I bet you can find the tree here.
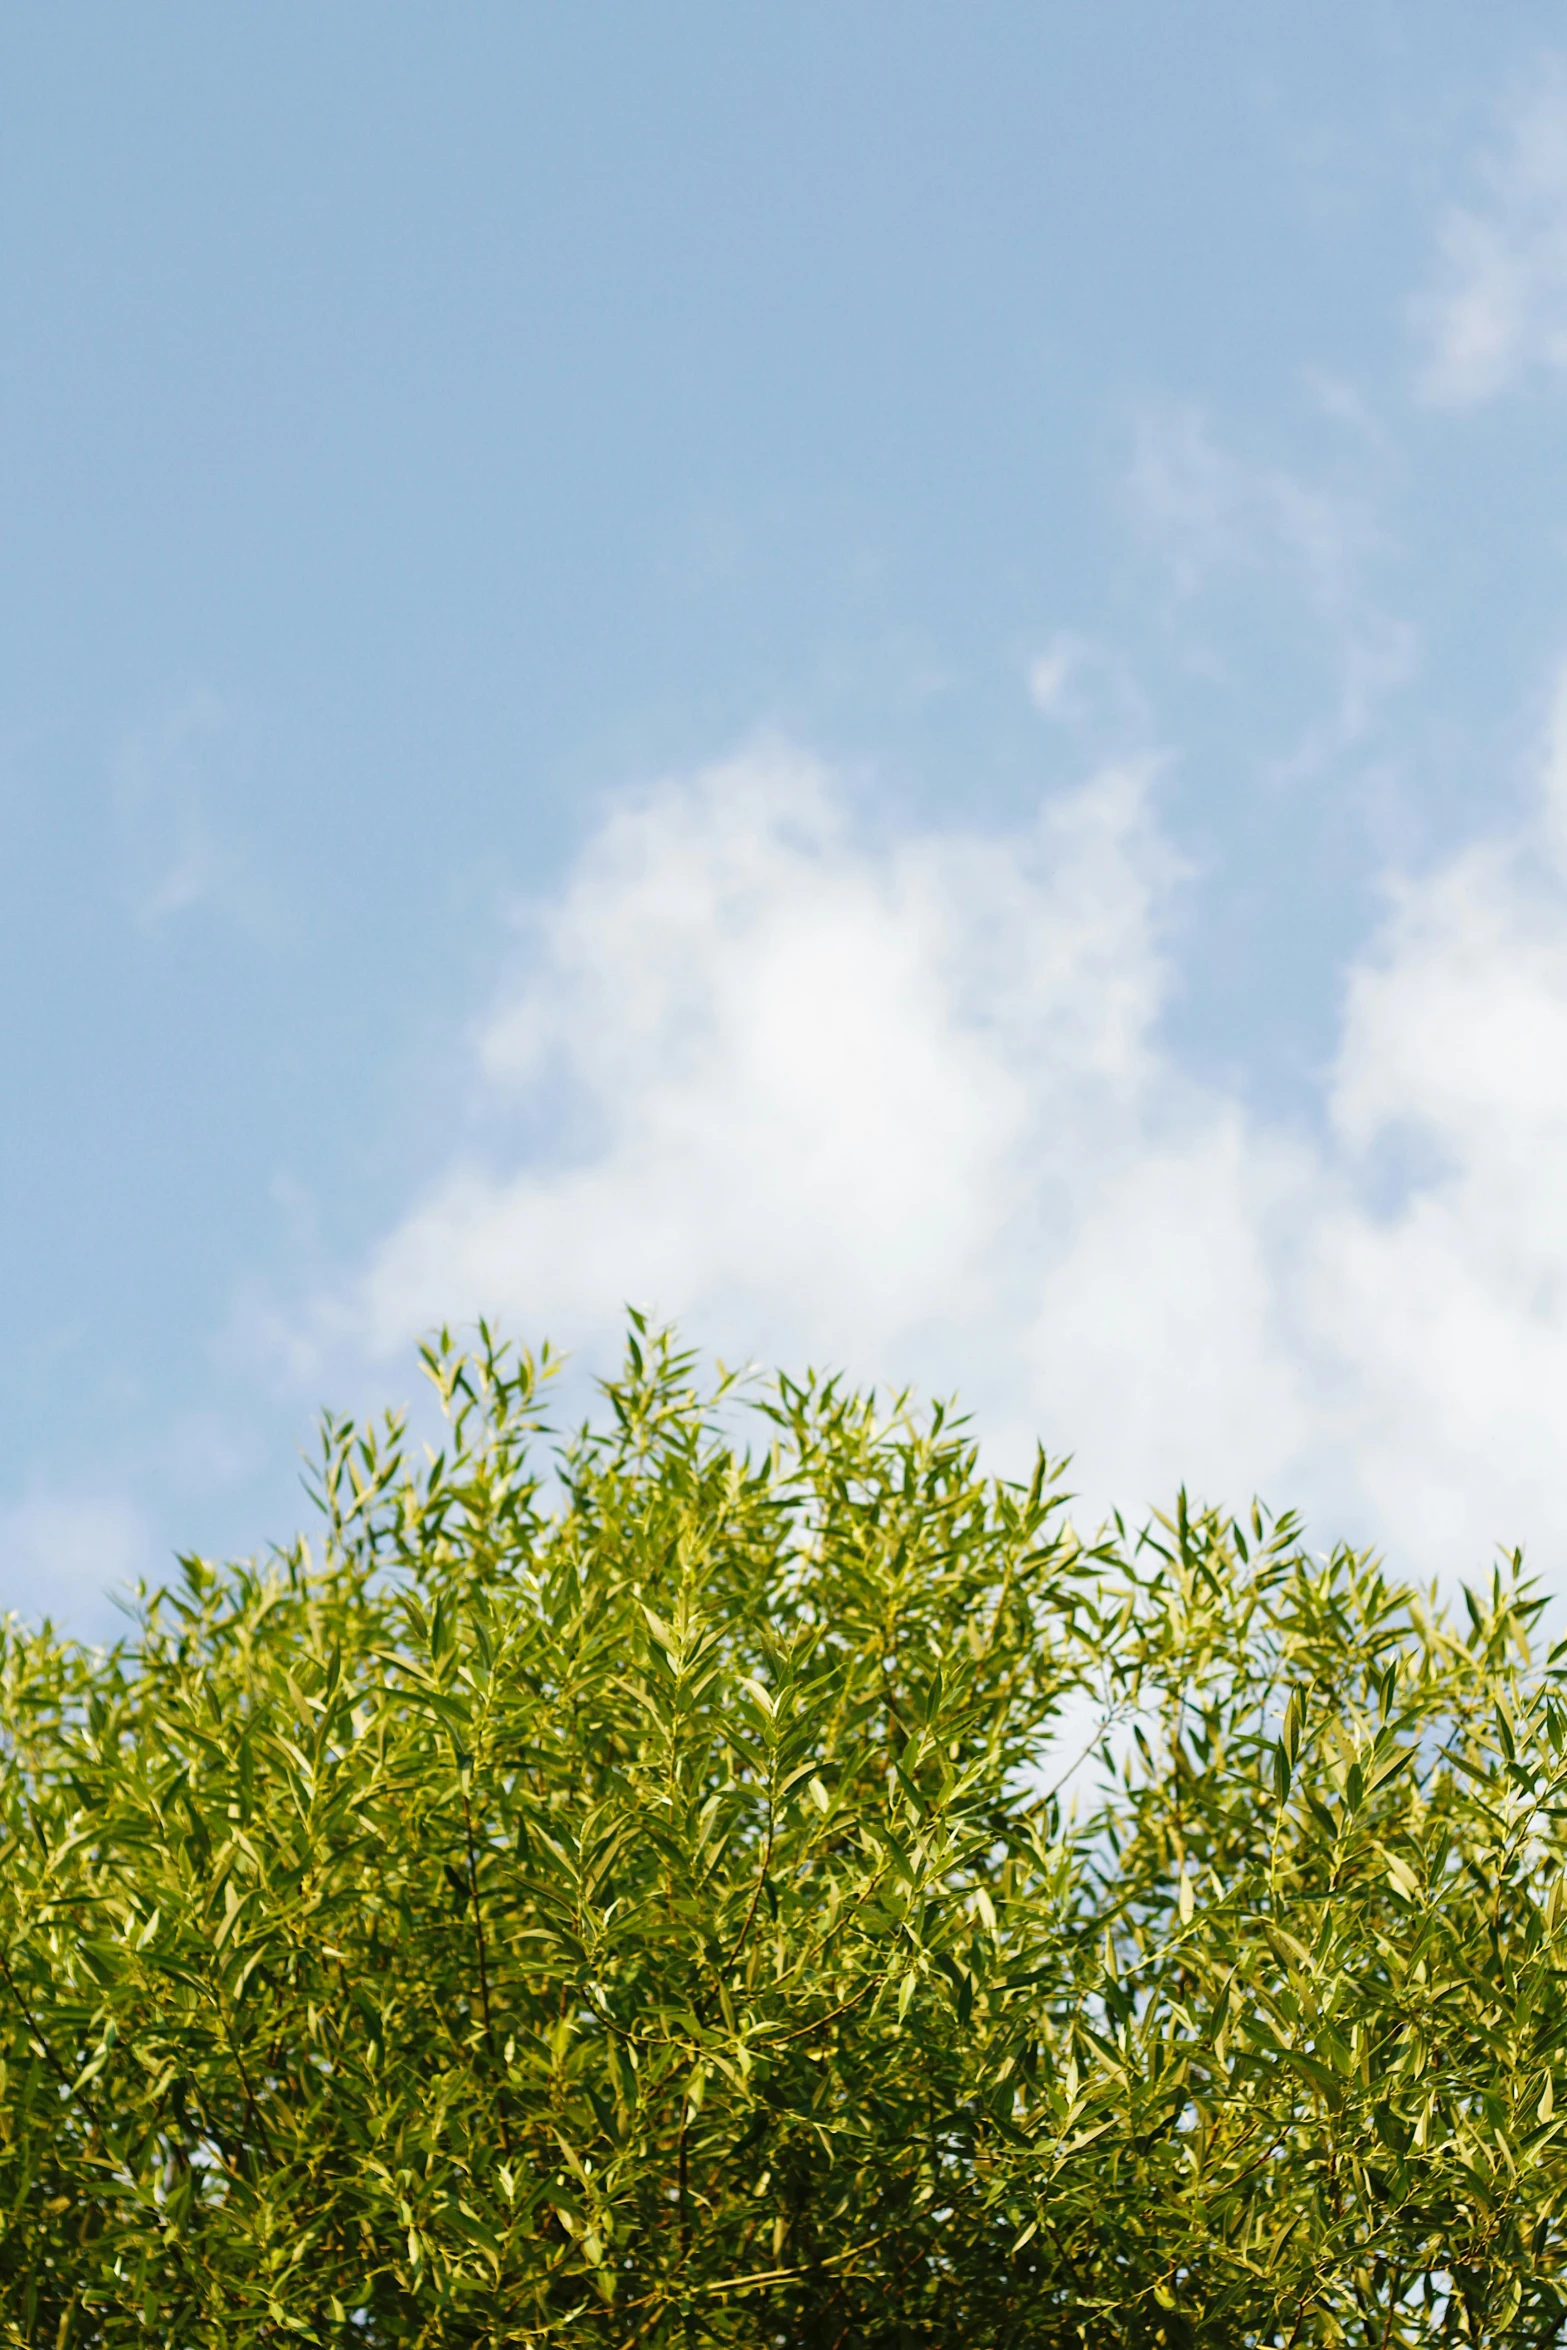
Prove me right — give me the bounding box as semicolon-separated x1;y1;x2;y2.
3;1321;1567;2345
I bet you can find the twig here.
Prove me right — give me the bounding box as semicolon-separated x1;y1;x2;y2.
461;1771;513;2159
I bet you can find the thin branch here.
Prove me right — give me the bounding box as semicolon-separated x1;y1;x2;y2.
461;1771;513;2159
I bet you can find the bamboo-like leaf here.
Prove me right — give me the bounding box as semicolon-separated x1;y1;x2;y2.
1;1319;1564;2344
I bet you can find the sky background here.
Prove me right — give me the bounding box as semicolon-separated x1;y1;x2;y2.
8;4;1567;1631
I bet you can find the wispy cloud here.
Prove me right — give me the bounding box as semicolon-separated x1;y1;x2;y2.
1415;59;1567;408
288;690;1567;1578
1027;633;1149;747
1127;404;1371;606
1125;404;1417;775
110;687;252;928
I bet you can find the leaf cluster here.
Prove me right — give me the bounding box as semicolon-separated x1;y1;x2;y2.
3;1322;1567;2346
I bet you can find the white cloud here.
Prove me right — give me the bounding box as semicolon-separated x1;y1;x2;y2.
350;745;1181;1373
0;1493;153;1639
1300;677;1567;1561
307;699;1567;1580
1416;62;1567;407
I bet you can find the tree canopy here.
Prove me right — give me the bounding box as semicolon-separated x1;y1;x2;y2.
3;1322;1567;2346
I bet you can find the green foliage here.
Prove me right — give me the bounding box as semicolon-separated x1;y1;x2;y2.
3;1321;1567;2345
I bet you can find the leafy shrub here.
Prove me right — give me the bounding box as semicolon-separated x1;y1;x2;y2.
3;1322;1567;2345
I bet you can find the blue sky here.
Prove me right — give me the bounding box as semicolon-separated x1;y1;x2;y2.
8;5;1567;1628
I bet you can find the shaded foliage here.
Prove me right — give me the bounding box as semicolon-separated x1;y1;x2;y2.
3;1322;1567;2344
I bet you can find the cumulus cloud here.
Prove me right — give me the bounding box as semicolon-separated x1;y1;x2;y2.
350;744;1181;1372
1416;62;1567;407
307;695;1567;1579
1303;682;1567;1561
